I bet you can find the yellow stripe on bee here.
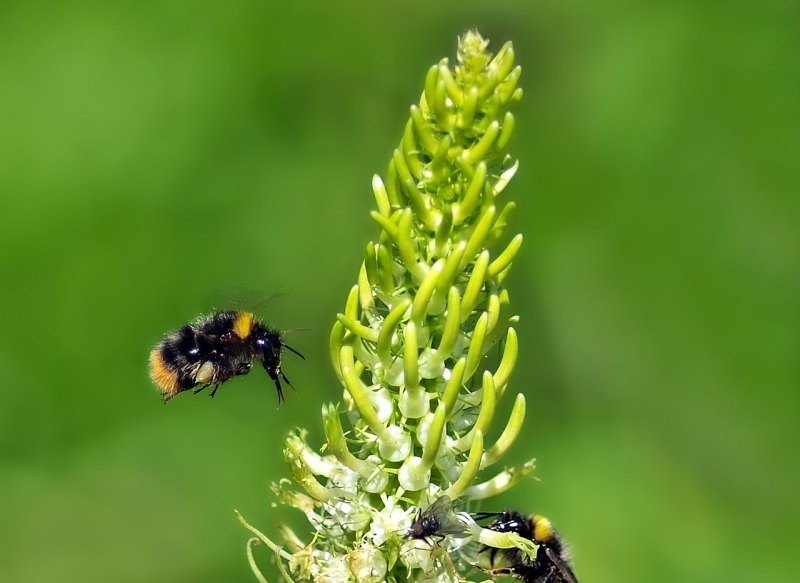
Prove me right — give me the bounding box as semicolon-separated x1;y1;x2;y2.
233;311;255;339
149;348;180;397
532;515;555;543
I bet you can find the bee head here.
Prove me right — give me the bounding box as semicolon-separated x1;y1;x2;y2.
252;325;304;404
253;327;282;372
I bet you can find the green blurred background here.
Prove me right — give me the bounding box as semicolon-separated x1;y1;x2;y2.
1;1;797;581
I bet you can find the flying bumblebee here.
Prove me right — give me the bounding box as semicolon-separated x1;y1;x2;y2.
474;510;578;583
406;495;467;543
149;310;303;404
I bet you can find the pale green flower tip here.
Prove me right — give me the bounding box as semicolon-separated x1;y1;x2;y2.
497;66;522;105
462;371;497;442
420;403;447;467
378;424;413;462
490;43;516;85
377;298;412;364
463;458;536;501
341;362;389;440
403;121;424;181
372;174;391;216
343;284;360;319
431;77;453;131
422;64;439;112
322;402;385;485
432;204;454;254
493;326;518;393
358;263;374;312
443;430;484;499
283;440;335;503
488;220;514;259
488;233;523;278
347;546;388;583
329;321;345;379
485;291;501;334
482;393;526;468
392;149;437;231
410;104;437;154
437;241;466;294
398;456;431;491
460;251;490;319
441;357;466;416
453;161;487;225
403;321;420;390
396;211;427;281
410;258;444;321
438;62;463;106
369;210;399;241
463;312;489;380
458;85;480;129
287;431;354;485
496;111;516;152
336;313;379;343
461;120;500;165
461;206;496;268
441;286;462;337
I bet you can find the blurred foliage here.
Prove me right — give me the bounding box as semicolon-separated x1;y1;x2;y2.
0;1;797;582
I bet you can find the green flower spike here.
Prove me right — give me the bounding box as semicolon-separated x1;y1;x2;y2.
239;30;535;582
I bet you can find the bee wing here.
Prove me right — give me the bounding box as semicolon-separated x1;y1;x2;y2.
542;546;579;583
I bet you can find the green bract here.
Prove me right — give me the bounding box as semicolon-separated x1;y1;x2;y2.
239;31;534;583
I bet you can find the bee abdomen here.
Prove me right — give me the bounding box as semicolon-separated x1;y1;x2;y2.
149;347;181;399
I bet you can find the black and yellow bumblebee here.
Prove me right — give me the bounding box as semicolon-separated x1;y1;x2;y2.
149;310;303;404
475;510;578;583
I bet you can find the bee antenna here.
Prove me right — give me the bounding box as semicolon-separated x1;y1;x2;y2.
272;376;285;405
472;511;504;521
281;343;306;360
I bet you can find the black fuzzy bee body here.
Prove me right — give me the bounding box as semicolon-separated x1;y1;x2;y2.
149;310;302;403
475;510;578;583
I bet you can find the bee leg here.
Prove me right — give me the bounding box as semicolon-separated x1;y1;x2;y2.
280;371;297;393
193;384;208;394
481;567;514;579
272;376;285;405
209;384;220;398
